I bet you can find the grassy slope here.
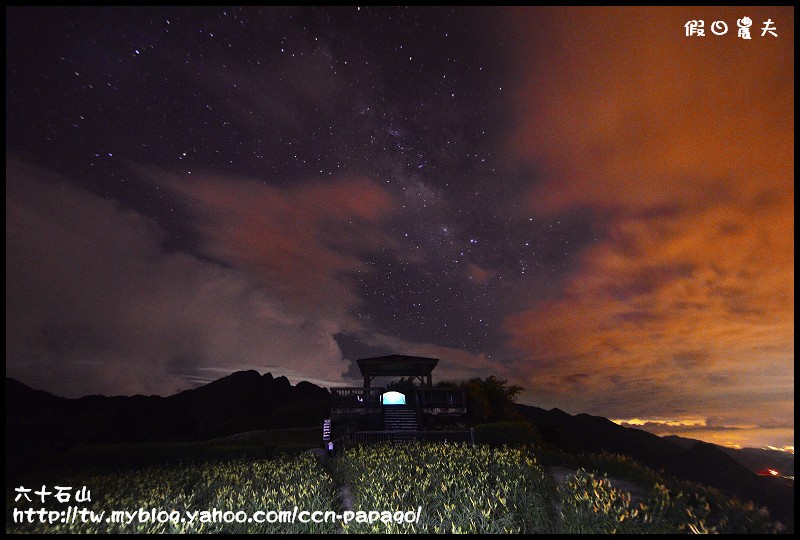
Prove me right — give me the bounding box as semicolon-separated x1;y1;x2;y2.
5;441;791;534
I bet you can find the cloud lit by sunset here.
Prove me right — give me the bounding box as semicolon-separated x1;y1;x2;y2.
499;6;793;449
6;6;793;449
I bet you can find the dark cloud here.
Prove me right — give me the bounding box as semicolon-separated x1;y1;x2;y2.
5;6;793;449
6;158;351;396
672;350;710;369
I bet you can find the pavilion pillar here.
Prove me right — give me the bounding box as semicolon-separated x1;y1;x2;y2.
426;373;432;387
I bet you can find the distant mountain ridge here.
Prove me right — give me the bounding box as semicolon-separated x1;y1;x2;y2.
6;371;330;478
5;372;793;525
663;434;794;476
516;404;793;525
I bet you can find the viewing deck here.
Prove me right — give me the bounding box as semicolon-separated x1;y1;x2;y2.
331;386;467;416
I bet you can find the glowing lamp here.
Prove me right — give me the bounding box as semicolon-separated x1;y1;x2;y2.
381;391;406;405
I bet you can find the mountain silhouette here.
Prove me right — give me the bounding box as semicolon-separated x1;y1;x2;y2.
5;373;793;525
517;404;793;525
663;434;794;477
5;371;330;477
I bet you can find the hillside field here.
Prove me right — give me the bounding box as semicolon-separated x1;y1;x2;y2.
6;442;786;534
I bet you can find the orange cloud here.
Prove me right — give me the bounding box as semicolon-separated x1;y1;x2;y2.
504;6;793;215
498;7;793;445
466;261;493;284
158;172;398;323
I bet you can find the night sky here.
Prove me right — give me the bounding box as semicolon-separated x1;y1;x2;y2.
6;7;793;450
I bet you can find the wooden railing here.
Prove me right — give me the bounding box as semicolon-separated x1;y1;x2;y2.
331;387;467;415
418;387;467;409
330;387;384;413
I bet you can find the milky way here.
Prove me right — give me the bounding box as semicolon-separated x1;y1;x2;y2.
6;6;793;449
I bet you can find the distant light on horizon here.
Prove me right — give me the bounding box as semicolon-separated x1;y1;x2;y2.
612;419;793;451
5;5;793;453
766;445;794;454
611;417;707;428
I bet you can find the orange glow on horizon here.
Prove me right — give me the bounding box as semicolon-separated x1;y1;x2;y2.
502;6;793;453
766;446;794;455
612;417;707;428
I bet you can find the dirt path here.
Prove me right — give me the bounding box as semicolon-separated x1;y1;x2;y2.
546;466;650;507
308;449;354;533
